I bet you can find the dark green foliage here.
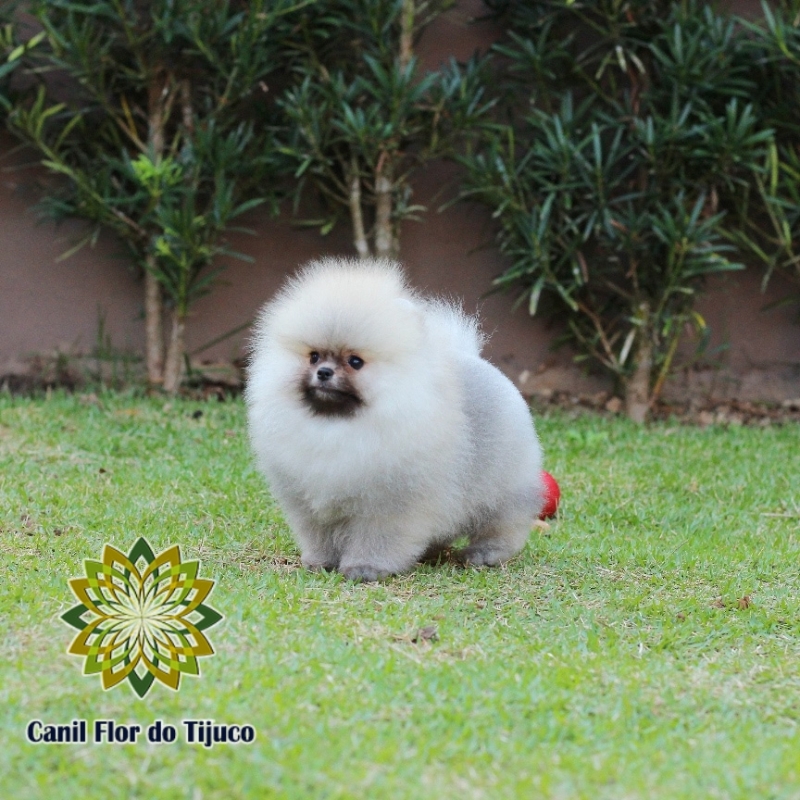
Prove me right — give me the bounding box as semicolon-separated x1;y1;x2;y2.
462;1;773;419
0;2;44;118
732;1;800;295
8;0;303;390
15;0;295;292
4;0;797;403
277;0;494;257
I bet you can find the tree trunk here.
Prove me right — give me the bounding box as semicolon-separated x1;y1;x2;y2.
374;155;396;259
144;68;169;387
348;154;370;259
162;310;186;395
144;265;164;388
147;69;168;156
159;76;197;388
399;0;415;70
625;308;653;423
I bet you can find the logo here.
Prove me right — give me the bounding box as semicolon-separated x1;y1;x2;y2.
61;537;223;698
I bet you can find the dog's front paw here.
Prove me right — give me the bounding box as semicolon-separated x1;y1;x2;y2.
339;563;392;582
301;556;339;572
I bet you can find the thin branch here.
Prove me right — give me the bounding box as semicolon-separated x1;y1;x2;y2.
348;152;371;259
400;0;415;70
576;300;619;369
374;150;395;258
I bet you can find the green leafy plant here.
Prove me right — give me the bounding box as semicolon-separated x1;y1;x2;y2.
9;0;302;393
729;1;800;303
0;3;45;117
279;0;494;259
463;1;772;421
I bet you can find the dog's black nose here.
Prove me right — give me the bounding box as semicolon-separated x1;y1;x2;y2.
316;367;334;381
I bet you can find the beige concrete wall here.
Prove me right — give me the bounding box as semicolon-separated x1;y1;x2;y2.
1;0;798;402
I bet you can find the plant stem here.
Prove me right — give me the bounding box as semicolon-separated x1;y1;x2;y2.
147;68;168;157
158;75;196;396
625;303;653;423
144;264;164;387
400;0;415;71
374;152;396;258
162;310;186;395
649;329;681;410
144;66;169;387
349;153;370;259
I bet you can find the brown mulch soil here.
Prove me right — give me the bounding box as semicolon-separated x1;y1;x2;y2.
2;369;800;425
529;389;800;426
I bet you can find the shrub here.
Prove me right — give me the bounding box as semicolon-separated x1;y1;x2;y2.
462;1;772;421
732;1;800;302
278;0;494;259
9;0;299;392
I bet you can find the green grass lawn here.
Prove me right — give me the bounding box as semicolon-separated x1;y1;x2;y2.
1;391;799;799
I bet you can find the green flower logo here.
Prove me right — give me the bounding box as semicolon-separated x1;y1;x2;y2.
61;537;223;698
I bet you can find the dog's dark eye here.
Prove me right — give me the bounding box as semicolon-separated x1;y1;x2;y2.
348;355;364;370
309;352;320;365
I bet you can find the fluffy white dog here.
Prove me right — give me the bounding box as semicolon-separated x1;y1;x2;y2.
246;257;545;581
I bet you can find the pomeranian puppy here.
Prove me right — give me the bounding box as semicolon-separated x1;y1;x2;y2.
246;257;545;581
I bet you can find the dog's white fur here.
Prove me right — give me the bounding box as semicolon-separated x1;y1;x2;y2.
246;257;545;581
